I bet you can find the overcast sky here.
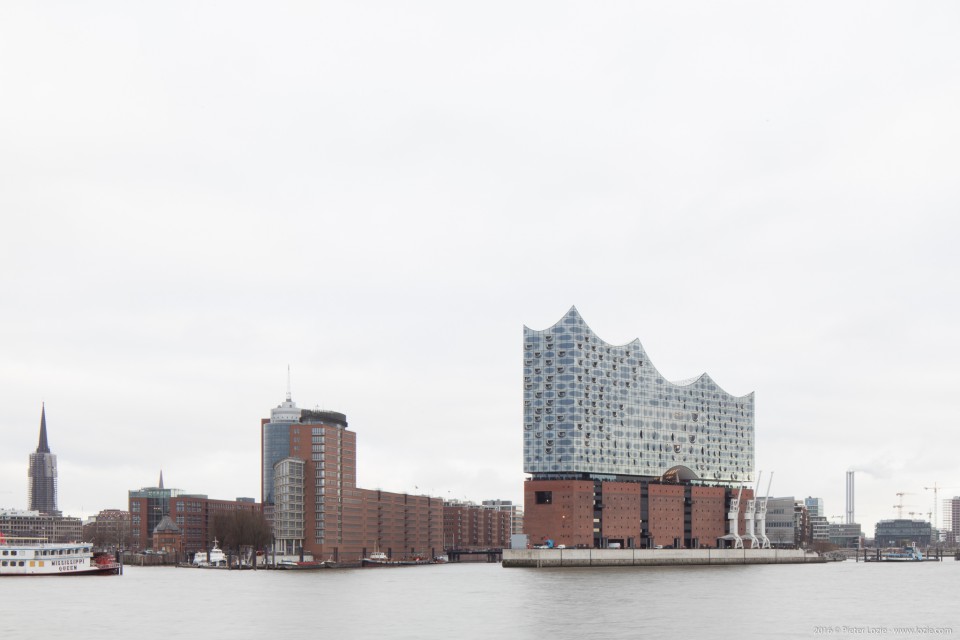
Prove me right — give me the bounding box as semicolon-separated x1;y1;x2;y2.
2;2;958;536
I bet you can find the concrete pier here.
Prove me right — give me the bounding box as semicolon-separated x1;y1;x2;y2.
502;548;825;568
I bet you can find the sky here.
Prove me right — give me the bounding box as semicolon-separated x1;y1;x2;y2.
1;2;959;536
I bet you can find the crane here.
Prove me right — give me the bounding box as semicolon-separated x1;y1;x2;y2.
893;492;914;519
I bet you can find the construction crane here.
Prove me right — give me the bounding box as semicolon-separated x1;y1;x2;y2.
893;492;914;519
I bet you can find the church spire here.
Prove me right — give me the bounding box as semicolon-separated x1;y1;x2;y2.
36;403;50;454
159;469;164;490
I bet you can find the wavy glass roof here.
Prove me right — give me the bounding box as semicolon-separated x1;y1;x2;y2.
523;306;754;484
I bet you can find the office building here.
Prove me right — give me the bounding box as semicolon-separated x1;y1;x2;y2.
261;391;443;563
128;473;261;553
27;404;59;515
523;308;756;549
828;522;863;548
765;497;802;547
0;508;81;542
874;519;932;547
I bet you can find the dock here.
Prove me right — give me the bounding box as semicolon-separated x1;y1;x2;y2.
502;548;825;568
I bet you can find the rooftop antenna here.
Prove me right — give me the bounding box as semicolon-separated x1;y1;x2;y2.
286;365;292;402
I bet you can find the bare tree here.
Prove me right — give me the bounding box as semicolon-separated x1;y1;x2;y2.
210;510;272;566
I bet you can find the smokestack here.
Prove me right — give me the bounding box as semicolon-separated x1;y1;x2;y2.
846;471;855;524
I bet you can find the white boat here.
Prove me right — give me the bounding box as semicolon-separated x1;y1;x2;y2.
0;535;120;576
882;546;924;562
194;539;227;568
209;540;227;567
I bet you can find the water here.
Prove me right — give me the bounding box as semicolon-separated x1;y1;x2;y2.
2;561;957;639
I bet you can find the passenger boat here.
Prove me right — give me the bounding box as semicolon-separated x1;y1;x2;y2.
0;535;120;576
882;546;924;562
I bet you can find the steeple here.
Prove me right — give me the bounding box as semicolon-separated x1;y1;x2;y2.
159;469;164;490
36;403;51;454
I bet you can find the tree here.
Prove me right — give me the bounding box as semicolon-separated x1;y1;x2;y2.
210;510;272;566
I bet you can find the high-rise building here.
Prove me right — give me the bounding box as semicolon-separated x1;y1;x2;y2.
522;308;757;549
261;389;443;563
28;404;59;515
524;307;755;482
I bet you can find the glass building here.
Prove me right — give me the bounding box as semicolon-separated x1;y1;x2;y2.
261;393;300;505
523;307;755;483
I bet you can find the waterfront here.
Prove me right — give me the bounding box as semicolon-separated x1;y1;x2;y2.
2;561;957;639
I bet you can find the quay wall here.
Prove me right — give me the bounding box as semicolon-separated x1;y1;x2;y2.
502;548;825;568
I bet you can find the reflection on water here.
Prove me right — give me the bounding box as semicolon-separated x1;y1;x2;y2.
1;560;957;640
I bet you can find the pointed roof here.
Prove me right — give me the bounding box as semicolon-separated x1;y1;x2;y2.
36;403;51;454
159;470;164;490
153;514;180;534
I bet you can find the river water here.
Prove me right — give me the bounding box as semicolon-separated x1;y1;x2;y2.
2;560;957;639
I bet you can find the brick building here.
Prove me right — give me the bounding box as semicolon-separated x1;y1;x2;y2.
523;479;750;549
262;389;443;563
443;501;513;550
128;475;261;553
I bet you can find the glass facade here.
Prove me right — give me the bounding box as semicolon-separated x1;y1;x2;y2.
523;307;755;483
262;422;292;505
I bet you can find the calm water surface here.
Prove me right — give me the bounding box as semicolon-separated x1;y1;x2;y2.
2;560;957;639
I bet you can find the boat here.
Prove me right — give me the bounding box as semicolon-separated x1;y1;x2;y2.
362;550;433;567
882;546;924;562
193;539;228;568
0;535;120;576
276;559;336;570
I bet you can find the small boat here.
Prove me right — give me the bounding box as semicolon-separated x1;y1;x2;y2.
193;539;227;568
0;535;120;576
362;551;432;567
276;559;336;570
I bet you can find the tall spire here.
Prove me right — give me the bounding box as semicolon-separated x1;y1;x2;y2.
286;364;292;402
36;403;50;454
159;469;164;490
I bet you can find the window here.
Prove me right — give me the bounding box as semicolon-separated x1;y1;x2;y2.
535;491;552;505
